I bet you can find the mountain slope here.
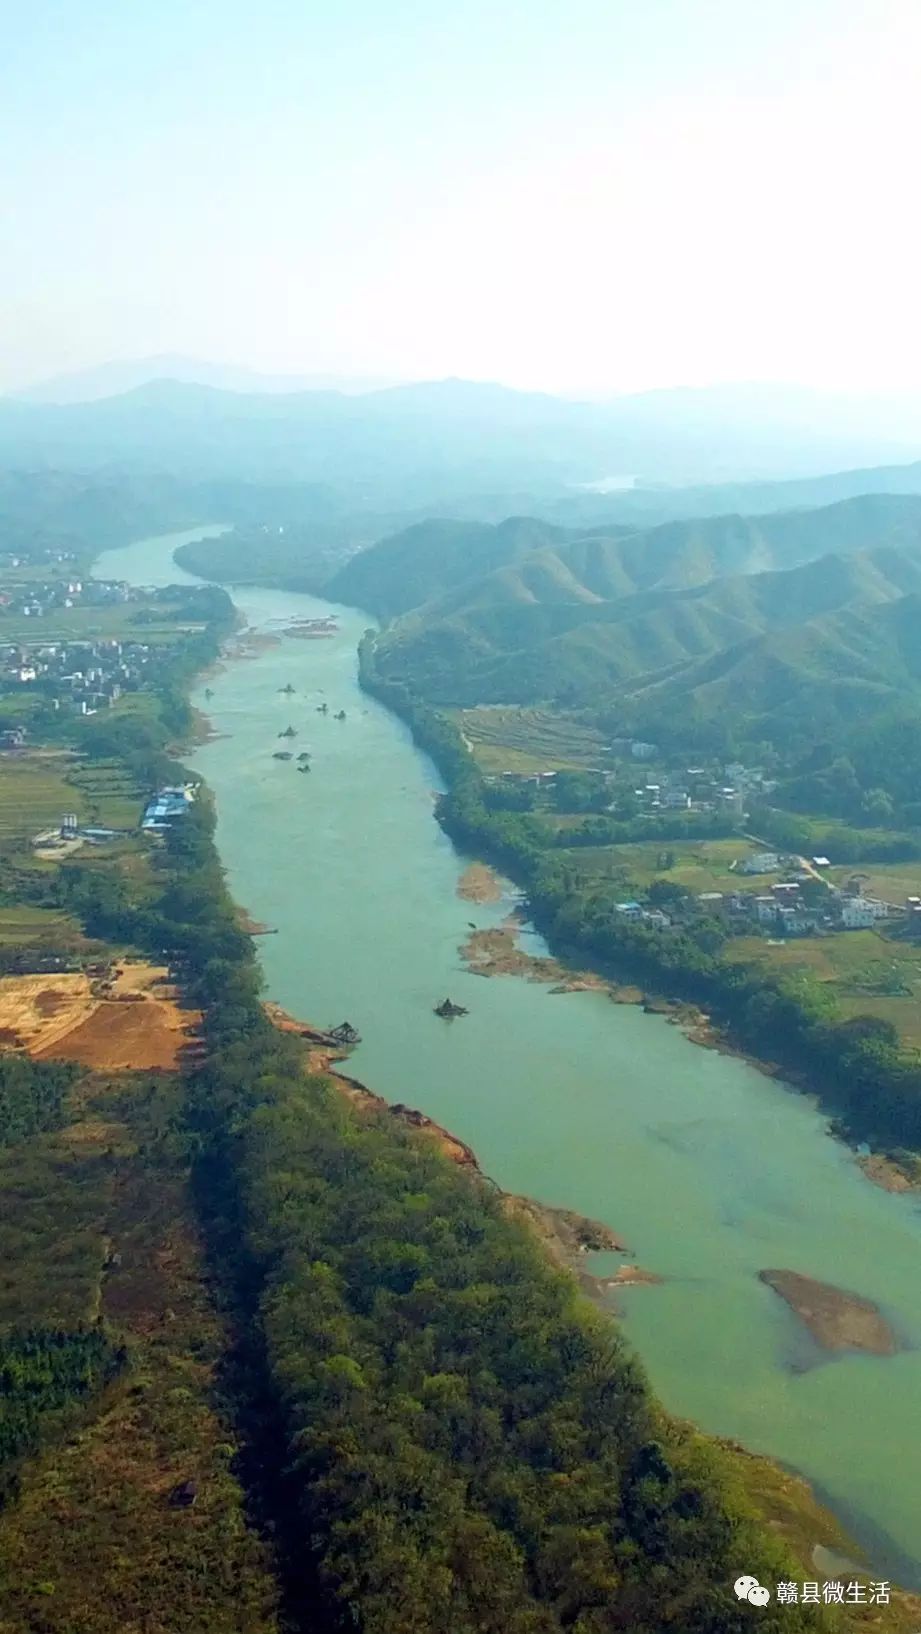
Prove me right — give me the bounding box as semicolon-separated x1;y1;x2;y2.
368;511;921;726
623;593;921;748
328;516;593;619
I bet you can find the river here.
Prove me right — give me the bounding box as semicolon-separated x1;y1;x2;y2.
99;527;921;1586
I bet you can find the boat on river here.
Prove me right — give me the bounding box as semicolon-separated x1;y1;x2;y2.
434;997;468;1018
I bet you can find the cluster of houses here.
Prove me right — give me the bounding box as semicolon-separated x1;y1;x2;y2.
0;636;159;715
632;763;778;818
494;759;779;820
617;863;917;941
0;575;141;621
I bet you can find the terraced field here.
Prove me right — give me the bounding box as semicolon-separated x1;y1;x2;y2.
0;904;87;950
0;752;89;844
0;752;144;845
65;758;144;829
455;705;608;773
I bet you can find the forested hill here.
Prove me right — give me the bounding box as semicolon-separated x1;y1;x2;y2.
358;501;921;762
327;516;604;618
328;492;921;621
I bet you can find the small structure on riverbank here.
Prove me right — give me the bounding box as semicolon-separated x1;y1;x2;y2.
142;783;196;832
434;997;468;1019
328;1020;360;1045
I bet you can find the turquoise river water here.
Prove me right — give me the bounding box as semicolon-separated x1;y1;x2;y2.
99;528;921;1585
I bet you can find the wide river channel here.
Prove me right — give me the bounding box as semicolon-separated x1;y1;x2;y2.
99;527;921;1585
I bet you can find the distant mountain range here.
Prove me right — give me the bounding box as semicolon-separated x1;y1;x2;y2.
10;355;397;403
344;494;921;747
3;375;921;498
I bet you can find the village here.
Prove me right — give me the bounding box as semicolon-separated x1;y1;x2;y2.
0;570;143;621
0;632;157;717
0;572;215;721
483;752;921;944
611;856;921;940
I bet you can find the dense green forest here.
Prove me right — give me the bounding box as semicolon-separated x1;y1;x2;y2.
172;807;831;1631
49;748;823;1631
0;1054;78;1148
0;1328;125;1507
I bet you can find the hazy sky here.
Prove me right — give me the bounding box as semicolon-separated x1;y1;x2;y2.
4;0;921;395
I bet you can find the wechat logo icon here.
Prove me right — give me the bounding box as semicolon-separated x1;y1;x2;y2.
735;1576;772;1606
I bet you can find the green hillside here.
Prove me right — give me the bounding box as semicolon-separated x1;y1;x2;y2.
327;515;588;617
369;521;921;719
626;594;921;747
330;491;921;623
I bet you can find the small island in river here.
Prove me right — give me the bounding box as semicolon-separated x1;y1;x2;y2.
759;1269;898;1356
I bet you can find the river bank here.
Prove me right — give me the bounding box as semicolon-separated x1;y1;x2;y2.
265;999;661;1293
96;529;921;1592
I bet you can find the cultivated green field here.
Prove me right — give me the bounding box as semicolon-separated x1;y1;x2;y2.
0;750;145;847
727;929;921;1050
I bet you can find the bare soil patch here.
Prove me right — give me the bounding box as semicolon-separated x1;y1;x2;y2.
460;923;610;993
760;1268;898;1356
456;862;503;903
858;1152;921;1193
0;963;198;1071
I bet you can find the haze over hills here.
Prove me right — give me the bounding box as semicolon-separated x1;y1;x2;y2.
10;355;398;403
3;376;921;499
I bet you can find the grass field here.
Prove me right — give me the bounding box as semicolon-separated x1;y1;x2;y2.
455;705;608;773
825;863;921;906
727;929;921;1050
0;603;204;643
558;837;763;891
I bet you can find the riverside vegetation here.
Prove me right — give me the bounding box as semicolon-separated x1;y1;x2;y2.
0;515;892;1628
358;641;921;1160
